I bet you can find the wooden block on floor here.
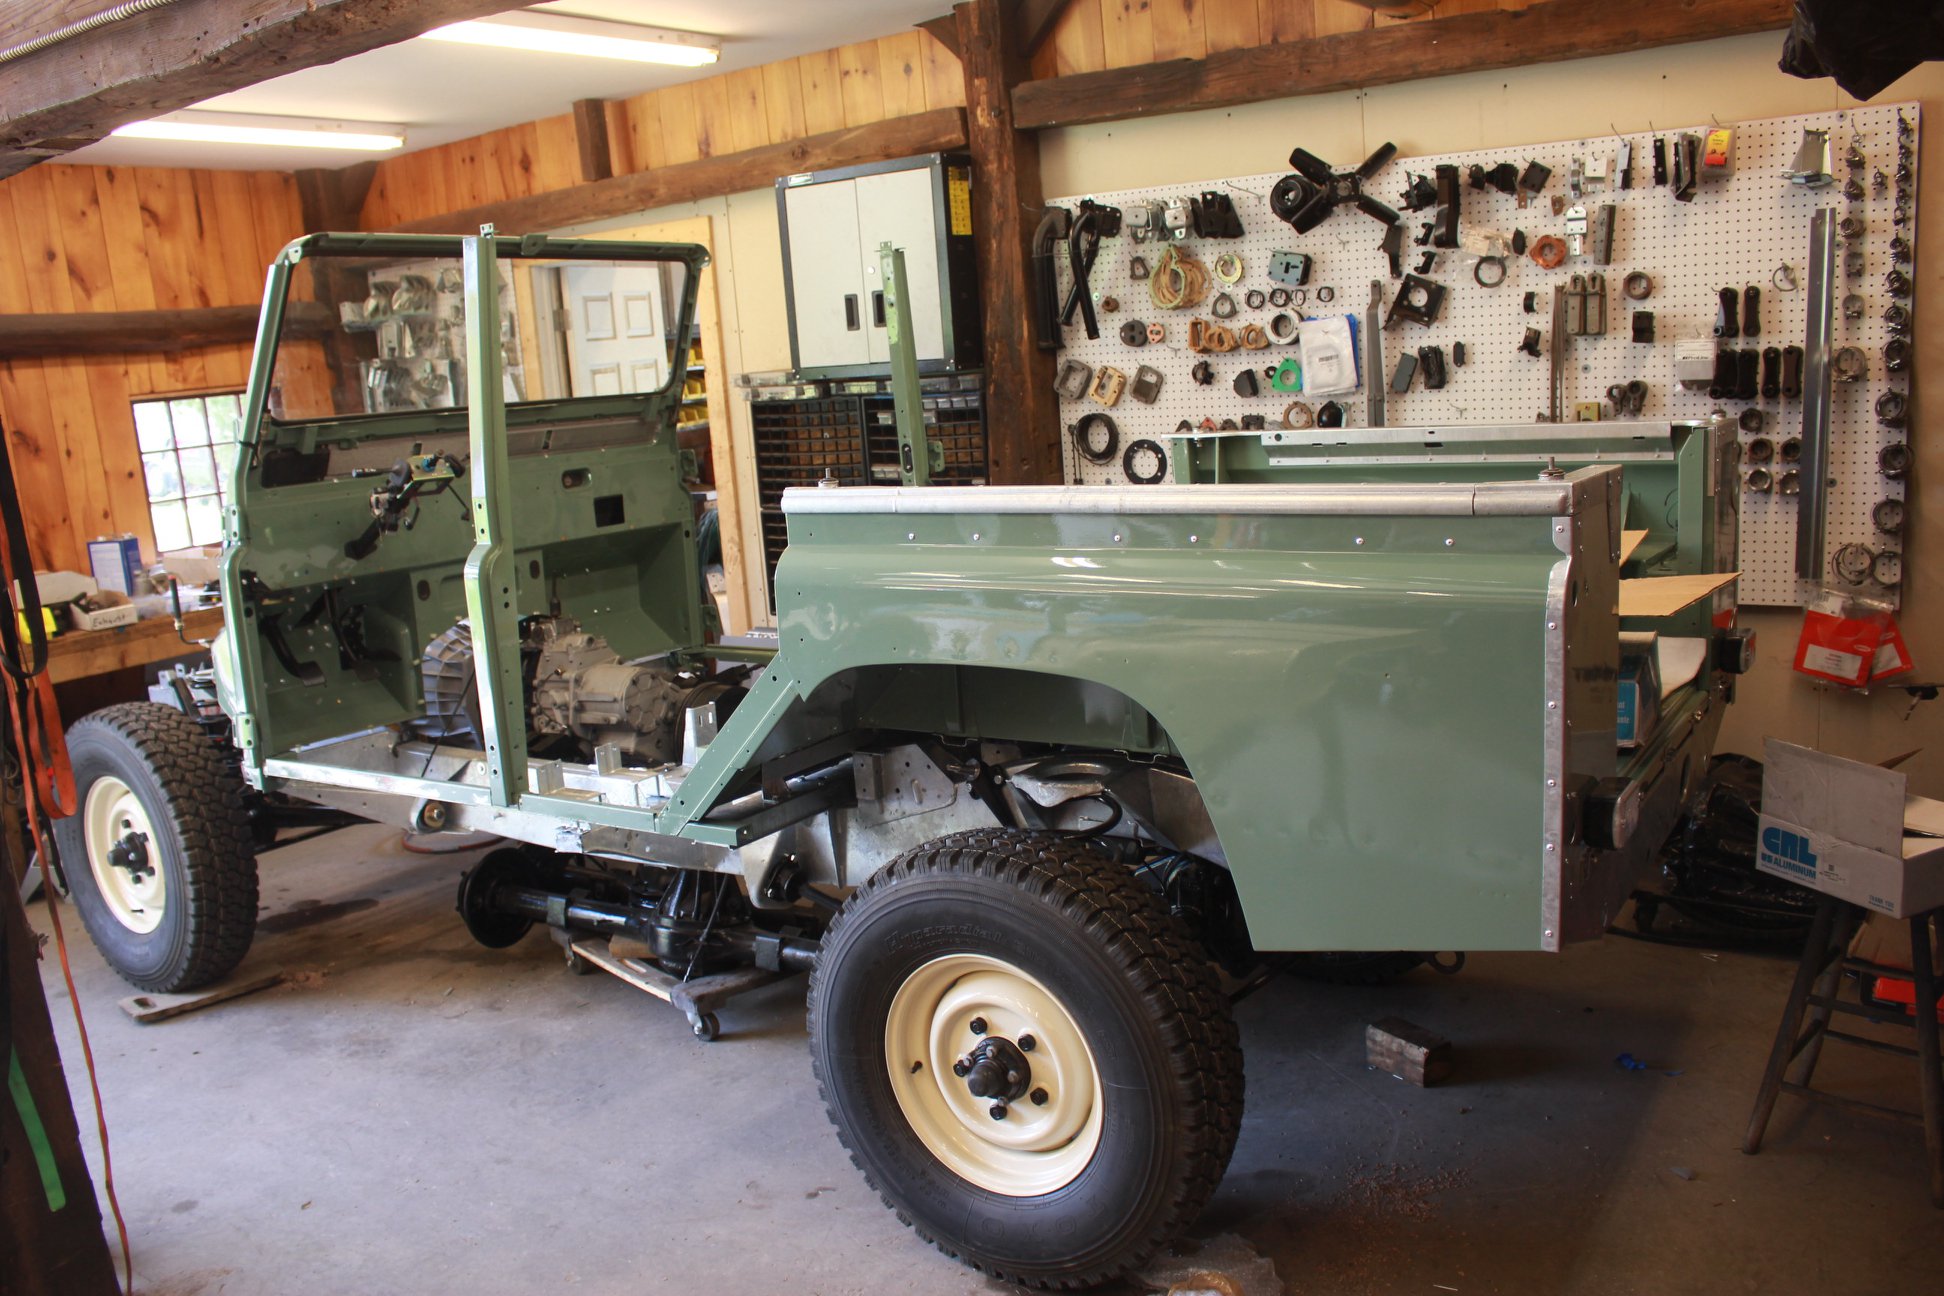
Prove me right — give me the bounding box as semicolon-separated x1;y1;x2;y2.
1366;1015;1453;1086
119;970;284;1024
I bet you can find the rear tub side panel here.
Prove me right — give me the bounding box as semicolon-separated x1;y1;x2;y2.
770;490;1614;953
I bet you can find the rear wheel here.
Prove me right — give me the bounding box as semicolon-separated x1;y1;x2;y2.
808;829;1242;1289
52;703;257;992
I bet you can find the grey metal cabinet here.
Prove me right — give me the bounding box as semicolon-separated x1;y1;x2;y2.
776;153;981;379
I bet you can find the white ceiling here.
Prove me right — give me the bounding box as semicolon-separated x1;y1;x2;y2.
65;1;945;172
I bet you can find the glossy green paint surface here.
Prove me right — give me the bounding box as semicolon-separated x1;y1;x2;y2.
768;504;1570;950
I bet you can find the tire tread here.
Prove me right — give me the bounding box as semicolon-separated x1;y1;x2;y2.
61;702;258;992
807;828;1243;1290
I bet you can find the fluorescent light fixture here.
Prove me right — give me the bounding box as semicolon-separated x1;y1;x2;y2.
421;11;720;67
113;111;405;152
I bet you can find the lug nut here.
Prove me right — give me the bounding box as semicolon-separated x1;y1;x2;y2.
952;1057;971;1078
969;1017;987;1035
989;1104;1008;1120
1018;1034;1035;1052
1031;1088;1049;1106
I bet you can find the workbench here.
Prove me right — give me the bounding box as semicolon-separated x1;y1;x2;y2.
43;607;223;685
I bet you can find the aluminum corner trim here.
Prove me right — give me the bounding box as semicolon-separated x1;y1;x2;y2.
783;480;1583;519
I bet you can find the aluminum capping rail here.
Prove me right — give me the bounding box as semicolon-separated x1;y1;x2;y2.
783;469;1607;519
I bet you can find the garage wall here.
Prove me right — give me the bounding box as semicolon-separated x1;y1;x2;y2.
359;31;964;230
0;163;315;572
1034;31;1944;789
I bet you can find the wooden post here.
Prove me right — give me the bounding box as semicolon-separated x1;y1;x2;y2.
572;98;614;184
954;0;1060;485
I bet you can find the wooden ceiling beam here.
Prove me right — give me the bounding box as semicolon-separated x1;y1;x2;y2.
382;107;968;235
0;302;333;358
0;0;519;177
1011;0;1794;131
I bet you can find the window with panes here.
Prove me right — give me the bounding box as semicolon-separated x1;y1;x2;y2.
134;393;243;552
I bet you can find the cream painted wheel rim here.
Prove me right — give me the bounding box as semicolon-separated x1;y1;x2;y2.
884;953;1104;1196
82;775;165;934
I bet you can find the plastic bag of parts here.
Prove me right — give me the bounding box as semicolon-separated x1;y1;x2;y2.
1298;315;1359;396
1139;1233;1282;1296
1779;0;1944;100
1793;589;1912;688
1642;753;1819;950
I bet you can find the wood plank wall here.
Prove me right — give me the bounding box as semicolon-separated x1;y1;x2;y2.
1031;0;1510;75
362;31;966;229
0;163;315;572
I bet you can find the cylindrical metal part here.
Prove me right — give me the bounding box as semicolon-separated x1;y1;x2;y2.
1796;210;1836;579
492;884;820;971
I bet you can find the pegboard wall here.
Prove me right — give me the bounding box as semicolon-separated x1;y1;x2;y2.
1047;104;1920;607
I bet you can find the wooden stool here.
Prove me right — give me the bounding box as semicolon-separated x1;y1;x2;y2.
1743;895;1944;1206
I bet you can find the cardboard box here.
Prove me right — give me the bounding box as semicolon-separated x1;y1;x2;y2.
1756;739;1944;918
69;594;139;631
1616;632;1660;749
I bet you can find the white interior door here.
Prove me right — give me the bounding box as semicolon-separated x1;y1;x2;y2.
560;264;668;397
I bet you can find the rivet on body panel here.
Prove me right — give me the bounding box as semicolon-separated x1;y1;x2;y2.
1548;701;1558;709
1354;536;1364;545
971;533;981;541
1189;535;1198;543
906;532;916;541
1444;538;1455;547
1113;533;1123;543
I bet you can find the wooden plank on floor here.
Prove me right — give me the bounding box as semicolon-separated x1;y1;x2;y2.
119;970;286;1024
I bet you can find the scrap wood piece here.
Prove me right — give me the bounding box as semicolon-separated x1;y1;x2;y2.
1366;1015;1453;1086
118;969;284;1024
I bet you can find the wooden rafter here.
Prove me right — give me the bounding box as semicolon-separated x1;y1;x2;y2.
0;303;333;358
1011;0;1794;131
0;0;519;177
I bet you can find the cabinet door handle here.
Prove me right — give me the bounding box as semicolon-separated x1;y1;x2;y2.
843;294;860;330
871;291;886;327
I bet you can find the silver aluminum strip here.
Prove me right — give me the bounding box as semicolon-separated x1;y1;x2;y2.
784;471;1610;520
1796;208;1836;579
1257;419;1695;450
264;757;492;805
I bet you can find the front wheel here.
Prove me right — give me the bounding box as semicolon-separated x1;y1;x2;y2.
808;830;1242;1289
51;703;258;992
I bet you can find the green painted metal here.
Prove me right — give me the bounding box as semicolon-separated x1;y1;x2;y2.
877;242;929;486
216;231;710;769
211;230;1699;957
763;502;1585;951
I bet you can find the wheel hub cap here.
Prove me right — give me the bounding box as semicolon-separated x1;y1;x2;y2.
82;776;165;935
958;1036;1031;1104
884;953;1104;1196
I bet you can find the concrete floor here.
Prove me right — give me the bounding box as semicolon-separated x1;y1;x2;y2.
32;824;1944;1295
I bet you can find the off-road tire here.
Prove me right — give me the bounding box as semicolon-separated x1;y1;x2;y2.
807;829;1244;1289
53;703;258;992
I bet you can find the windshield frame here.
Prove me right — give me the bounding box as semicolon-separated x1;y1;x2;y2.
249;232;710;435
